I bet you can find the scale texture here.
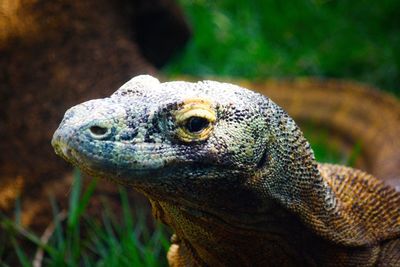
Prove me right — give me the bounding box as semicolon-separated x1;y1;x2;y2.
52;75;400;266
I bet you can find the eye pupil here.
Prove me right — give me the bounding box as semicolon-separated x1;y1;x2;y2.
185;117;209;133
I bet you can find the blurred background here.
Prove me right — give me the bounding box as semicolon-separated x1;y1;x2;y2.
167;0;399;95
0;0;399;266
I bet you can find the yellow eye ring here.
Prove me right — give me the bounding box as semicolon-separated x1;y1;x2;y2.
174;99;216;142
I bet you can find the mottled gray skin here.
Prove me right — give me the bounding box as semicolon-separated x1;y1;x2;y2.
52;75;400;266
53;75;278;200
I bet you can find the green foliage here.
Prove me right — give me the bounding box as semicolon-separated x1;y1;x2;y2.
166;0;400;95
0;171;170;267
302;124;362;165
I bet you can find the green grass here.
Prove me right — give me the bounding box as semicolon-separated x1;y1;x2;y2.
165;0;400;96
0;170;170;267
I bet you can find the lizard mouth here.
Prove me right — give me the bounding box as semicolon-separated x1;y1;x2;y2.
52;139;74;162
52;135;232;186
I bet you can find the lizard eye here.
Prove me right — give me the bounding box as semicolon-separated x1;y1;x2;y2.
174;99;216;142
185;116;210;133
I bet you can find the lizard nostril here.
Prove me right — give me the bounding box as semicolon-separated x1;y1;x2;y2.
89;125;109;138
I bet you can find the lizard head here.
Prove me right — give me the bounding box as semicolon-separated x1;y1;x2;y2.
52;75;317;210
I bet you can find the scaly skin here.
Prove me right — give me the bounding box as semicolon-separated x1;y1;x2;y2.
244;78;400;189
52;75;400;266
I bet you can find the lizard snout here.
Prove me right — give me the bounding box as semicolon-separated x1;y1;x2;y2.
51;130;74;161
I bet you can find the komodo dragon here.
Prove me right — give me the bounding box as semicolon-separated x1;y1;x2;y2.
52;75;400;266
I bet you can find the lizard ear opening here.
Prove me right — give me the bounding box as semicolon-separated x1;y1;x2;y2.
112;75;161;97
256;148;269;169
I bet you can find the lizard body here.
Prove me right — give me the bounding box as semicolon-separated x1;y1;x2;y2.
52;75;400;266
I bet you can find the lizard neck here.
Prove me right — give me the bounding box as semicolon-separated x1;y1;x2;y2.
261;159;343;244
150;198;316;266
254;111;353;245
255;118;389;246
